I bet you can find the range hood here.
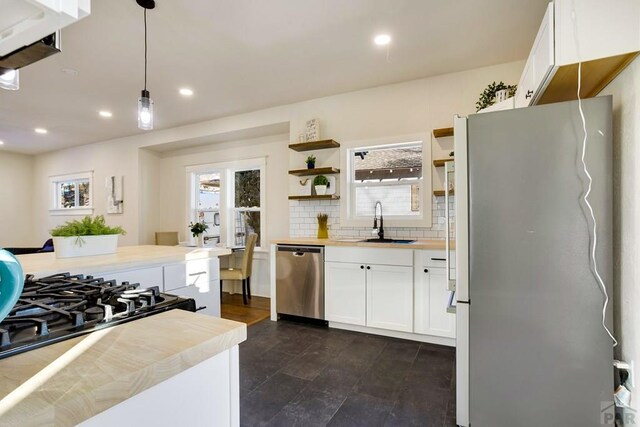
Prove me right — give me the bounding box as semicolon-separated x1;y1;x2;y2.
0;31;60;73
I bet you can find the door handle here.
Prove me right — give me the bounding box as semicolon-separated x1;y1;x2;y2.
293;252;305;257
525;90;533;99
360;265;364;269
366;266;371;270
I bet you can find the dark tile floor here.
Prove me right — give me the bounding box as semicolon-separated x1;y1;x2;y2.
240;319;456;427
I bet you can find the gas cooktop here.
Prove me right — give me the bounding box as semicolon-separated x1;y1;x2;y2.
0;273;196;360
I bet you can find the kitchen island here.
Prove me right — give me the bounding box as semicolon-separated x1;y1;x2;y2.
17;245;232;317
0;310;246;426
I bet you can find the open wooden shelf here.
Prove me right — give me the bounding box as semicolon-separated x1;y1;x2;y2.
432;127;454;138
433;190;455;197
289;139;340;152
288;195;340;201
288;167;340;176
433;158;454;167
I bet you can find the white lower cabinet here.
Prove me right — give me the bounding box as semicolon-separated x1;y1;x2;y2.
414;262;456;338
324;247;456;341
366;264;413;332
325;261;366;326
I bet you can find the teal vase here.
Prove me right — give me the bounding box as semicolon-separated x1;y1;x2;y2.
0;249;24;322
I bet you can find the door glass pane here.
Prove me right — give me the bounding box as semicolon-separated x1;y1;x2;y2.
197;172;221;243
235;170;260;208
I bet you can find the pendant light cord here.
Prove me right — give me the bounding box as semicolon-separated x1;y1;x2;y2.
144;8;148;91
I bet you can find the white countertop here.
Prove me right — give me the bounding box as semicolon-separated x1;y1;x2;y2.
16;245;232;276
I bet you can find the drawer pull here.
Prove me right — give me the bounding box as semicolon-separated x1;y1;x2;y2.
188;271;207;277
430;257;446;261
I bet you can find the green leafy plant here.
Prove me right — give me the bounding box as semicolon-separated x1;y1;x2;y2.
476;81;517;112
50;215;125;237
306;155;316;165
189;221;209;237
313;175;328;186
317;213;328;225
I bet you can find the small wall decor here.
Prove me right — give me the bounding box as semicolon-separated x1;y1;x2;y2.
298;178;311;195
106;175;124;214
305;118;320;142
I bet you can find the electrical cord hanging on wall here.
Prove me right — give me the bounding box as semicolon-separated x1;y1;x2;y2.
572;3;617;347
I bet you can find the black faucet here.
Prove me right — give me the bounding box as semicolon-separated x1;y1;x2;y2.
373;201;384;240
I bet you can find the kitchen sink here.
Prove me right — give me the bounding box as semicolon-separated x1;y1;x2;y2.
363;238;416;244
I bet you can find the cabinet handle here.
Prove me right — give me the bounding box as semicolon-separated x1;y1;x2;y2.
360;265;364;269
366;266;371;270
431;258;445;261
424;268;429;273
188;271;207;276
525;90;533;99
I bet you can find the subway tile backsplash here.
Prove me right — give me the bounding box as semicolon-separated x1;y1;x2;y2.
289;196;455;240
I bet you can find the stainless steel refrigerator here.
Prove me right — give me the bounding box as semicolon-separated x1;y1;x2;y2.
452;96;614;426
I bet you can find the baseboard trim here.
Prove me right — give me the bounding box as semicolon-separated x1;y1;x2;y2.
328;322;456;347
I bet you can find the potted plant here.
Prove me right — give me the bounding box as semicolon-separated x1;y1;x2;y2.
476;81;517;112
306;155;316;169
50;215;125;258
189;221;209;247
313;175;329;195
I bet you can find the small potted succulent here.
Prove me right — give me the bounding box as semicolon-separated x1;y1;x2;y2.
306;155;316;169
189;221;209;247
50;215;126;258
313;175;329;195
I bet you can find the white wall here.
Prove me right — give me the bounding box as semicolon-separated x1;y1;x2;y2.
0;151;35;247
601;54;640;410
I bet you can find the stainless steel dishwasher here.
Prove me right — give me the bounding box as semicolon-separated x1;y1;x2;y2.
276;245;324;320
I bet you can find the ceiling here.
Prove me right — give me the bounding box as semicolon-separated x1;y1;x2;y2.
0;0;549;155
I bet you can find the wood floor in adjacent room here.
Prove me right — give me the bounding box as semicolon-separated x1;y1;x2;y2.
221;292;271;326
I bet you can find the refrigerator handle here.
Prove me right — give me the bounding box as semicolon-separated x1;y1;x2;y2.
445;161;456;292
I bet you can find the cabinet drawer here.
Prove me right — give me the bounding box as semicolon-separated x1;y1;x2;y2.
164;259;211;291
325;246;413;266
417;250;456;268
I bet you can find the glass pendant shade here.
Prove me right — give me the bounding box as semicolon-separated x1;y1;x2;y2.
0;69;19;91
137;89;153;130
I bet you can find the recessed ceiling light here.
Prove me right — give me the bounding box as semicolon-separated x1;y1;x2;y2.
179;88;194;96
35;128;48;134
99;110;113;118
374;34;391;46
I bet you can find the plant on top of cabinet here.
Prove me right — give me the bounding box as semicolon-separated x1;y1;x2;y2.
306;155;316;169
50;215;126;258
476;81;517;112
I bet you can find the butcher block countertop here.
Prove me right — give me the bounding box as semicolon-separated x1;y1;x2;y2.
272;238;454;250
0;310;246;427
17;245;232;276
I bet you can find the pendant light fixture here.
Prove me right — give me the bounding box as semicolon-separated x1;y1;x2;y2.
137;0;155;130
0;69;19;91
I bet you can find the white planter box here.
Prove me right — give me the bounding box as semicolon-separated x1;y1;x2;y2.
53;235;119;259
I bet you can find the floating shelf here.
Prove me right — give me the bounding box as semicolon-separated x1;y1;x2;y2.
288;195;340;201
432;127;454;138
289;139;340;152
433;190;455;197
433;158;454;167
289;167;340;176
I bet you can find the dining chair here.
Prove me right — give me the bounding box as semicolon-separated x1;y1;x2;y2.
155;231;179;246
220;233;257;305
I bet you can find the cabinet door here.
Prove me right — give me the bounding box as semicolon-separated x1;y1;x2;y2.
415;266;456;338
366;264;413;332
325;262;366;326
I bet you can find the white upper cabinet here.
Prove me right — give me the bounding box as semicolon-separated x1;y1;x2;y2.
517;0;640;106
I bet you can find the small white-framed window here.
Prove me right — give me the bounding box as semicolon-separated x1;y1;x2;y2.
341;135;431;227
187;158;266;249
49;171;94;216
